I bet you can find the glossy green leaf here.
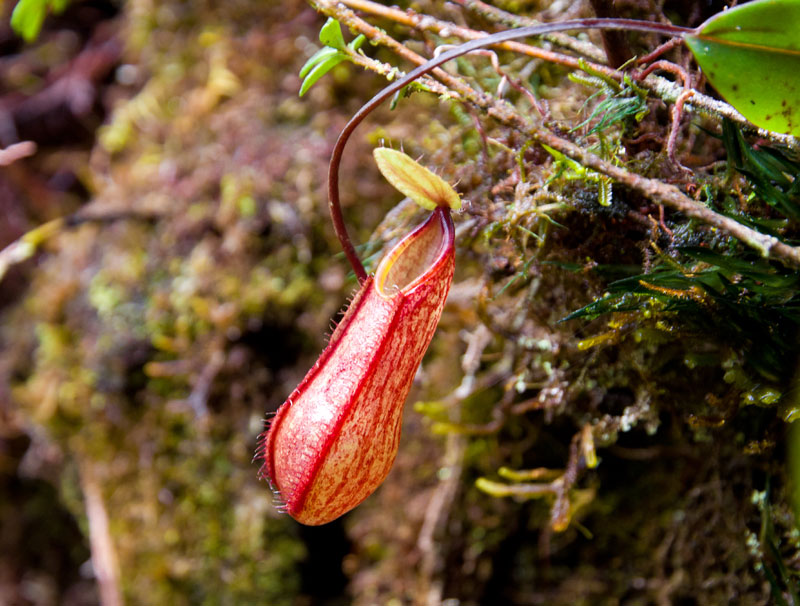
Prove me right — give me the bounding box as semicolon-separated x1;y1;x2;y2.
684;0;800;135
373;148;461;211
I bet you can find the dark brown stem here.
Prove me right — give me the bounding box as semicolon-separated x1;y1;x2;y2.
328;18;695;282
588;0;633;67
635;60;693;170
637;37;683;65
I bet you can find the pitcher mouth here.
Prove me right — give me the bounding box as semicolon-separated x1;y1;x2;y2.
375;207;455;299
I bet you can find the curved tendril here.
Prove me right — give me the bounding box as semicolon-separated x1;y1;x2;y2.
327;17;695;284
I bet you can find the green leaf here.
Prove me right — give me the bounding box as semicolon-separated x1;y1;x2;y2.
684;0;800;135
299;46;340;79
319;17;346;51
349;34;366;52
299;53;346;97
11;0;49;42
297;21;364;97
721;118;800;221
373;148;461;211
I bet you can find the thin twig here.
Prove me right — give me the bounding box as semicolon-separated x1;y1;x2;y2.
336;0;799;149
636;59;694;170
416;433;466;604
449;0;608;62
316;1;800;269
342;0;604;71
80;464;124;606
0;141;36;165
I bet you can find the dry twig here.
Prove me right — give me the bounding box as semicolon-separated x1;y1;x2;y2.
316;0;800;267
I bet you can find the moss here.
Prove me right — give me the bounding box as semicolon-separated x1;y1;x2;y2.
0;0;372;601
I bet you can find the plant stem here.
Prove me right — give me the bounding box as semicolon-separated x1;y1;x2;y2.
343;0;605;68
446;0;607;62
338;0;799;149
80;464;124;606
328;15;693;281
588;0;633;67
323;4;800;271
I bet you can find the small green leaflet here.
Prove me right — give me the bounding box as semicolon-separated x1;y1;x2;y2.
298;18;365;97
373;148;461;211
684;0;800;136
319;17;346;51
